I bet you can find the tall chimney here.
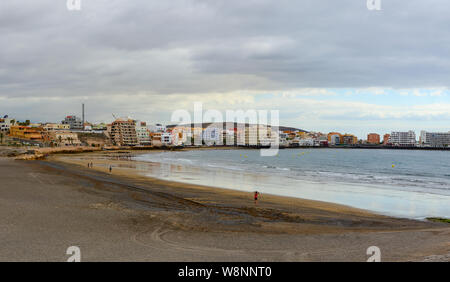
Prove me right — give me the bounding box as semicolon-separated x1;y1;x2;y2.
82;103;85;130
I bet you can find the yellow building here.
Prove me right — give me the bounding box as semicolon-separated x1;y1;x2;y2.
43;123;70;131
9;126;44;141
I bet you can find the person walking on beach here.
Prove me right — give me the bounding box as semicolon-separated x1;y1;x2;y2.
254;191;260;205
109;166;112;173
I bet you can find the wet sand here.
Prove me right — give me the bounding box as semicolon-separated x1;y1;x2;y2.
0;154;449;261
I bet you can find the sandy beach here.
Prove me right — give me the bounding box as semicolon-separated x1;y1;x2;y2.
0;152;449;261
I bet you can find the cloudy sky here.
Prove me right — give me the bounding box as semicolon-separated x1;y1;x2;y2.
1;0;450;138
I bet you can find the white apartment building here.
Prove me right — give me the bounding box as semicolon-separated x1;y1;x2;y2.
161;132;172;145
147;123;166;133
202;127;222;145
135;121;151;145
0;116;16;133
420;131;450;147
388;131;416;146
298;138;315;146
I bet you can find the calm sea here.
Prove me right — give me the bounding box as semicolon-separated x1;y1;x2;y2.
134;148;450;219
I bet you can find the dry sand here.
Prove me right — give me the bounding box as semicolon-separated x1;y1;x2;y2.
0;153;449;261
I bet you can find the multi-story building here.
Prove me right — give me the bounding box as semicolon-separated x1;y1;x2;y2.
327;132;342;145
62;116;83;130
148;123;166;133
383;134;390;145
419;131;450;148
298;138;314;146
243;124;275;146
161;132;172;145
43;123;71;131
342;134;358;145
202;127;222;145
108;118;138;146
9;126;44;142
0;116;16;133
388;131;416;146
367;133;380;144
135;121;151;146
46;131;81;146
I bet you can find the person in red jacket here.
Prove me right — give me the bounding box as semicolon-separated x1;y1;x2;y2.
254;191;260;205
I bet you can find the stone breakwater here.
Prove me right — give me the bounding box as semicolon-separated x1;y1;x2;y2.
0;146;102;160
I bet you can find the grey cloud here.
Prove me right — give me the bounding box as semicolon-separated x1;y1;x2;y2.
1;0;450;124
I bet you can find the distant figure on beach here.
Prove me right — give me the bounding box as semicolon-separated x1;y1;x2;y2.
87;163;90;168
90;162;93;168
109;166;112;173
254;191;260;205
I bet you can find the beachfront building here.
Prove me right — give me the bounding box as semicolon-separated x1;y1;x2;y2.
62;115;83;130
108;118;138;146
367;133;380;144
46;131;81;146
419;131;450;148
135;121;151;146
148;123;166;133
327;132;342;145
171;128;189;146
342;134;358;145
202;127;222;145
0;116;16;133
298;138;314;146
223;129;236;146
9;125;44;142
161;132;172;145
278;131;289;146
383;134;390;145
244;124;275;146
43;123;71;131
388;131;416;146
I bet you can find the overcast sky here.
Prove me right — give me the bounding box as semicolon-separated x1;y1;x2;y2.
1;0;450;138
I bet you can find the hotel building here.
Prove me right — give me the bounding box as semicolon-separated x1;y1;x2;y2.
108;118;138;146
419;131;450;148
388;131;416;146
367;133;380;144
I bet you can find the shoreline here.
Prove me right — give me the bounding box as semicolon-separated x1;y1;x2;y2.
52;150;450;221
50;151;438;223
54;149;447;221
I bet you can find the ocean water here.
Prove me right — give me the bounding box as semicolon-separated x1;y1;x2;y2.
134;148;450;219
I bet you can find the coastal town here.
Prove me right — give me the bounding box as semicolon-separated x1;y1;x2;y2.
1;104;450;150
